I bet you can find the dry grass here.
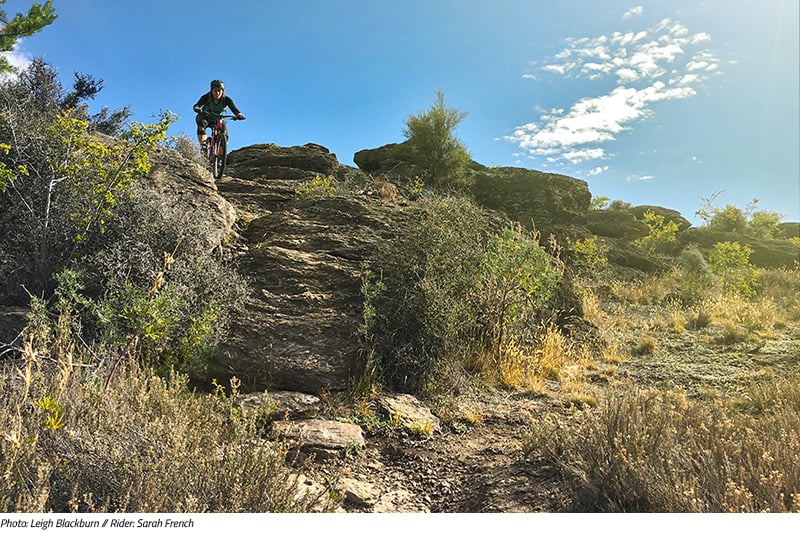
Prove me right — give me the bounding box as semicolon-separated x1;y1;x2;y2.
525;379;800;512
0;344;326;512
475;326;589;394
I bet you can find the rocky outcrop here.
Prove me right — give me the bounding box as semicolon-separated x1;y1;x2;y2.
354;141;419;177
144;146;237;251
587;209;649;239
214;144;411;393
678;229;800;268
471;167;591;241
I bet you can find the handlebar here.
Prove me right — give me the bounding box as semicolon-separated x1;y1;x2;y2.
194;110;245;120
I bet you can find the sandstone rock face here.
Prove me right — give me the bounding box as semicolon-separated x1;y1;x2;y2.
216;144;410;393
472;167;591;237
587;209;649;239
144;147;237;251
679;229;800;269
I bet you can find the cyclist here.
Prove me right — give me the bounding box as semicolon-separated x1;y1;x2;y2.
193;79;245;151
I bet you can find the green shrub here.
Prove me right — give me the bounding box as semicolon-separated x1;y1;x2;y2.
707;241;758;298
295;174;336;199
0;60;174;302
566;235;608;274
367;195;493;392
676;246;715;305
634;210;679;254
479;223;563;356
77;185;246;377
403;91;472;191
365;196;566;394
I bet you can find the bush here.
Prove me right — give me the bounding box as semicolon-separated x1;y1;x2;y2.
403;91;471;191
566;235;608;275
367;195;492;392
525;382;800;512
707;241;758;298
0;343;323;512
634;210;679;254
365;196;567;394
478;223;563;357
77;184;246;376
0;60;173;303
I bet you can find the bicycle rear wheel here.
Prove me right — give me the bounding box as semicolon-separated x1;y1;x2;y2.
211;134;227;179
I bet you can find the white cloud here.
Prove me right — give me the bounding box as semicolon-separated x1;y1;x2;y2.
627;174;656;181
0;46;33;77
588;165;609;176
623;6;644;20
507;16;719;165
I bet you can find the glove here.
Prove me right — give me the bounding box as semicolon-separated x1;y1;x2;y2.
194;106;202;114
236;113;246;120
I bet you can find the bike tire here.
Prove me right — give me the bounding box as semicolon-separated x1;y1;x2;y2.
212;134;227;180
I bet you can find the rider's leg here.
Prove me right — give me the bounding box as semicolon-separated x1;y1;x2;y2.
196;114;208;147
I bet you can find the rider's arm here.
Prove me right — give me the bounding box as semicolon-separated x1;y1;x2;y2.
224;96;245;118
193;93;209;113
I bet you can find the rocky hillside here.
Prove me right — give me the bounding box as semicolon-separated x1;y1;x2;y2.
1;140;797;394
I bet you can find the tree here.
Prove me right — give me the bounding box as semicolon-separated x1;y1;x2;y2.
0;60;175;301
403;90;471;190
0;0;57;73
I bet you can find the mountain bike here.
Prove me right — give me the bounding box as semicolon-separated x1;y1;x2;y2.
201;114;244;179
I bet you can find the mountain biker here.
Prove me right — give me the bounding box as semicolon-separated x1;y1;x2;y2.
193;79;245;151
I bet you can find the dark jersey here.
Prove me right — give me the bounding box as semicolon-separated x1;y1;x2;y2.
193;93;242;120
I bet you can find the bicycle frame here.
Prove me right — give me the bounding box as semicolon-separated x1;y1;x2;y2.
204;114;238;180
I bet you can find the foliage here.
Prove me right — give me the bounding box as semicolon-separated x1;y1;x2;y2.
0;343;323;512
589;196;610;211
675;246;714;305
525;382;800;512
478;223;563;358
364;196;567;394
566;235;608;274
0;60;175;301
707;241;758;298
366;195;492;392
76;184;247;376
295;174;336;199
696;193;784;238
0;0;57;74
634;210;680;254
403;91;471;190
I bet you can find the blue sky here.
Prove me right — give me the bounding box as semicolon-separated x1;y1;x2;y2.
5;0;799;223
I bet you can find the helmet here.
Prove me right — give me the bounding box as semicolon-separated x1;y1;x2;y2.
210;79;224;90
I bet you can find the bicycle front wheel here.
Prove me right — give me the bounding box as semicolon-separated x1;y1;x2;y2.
212;134;227;180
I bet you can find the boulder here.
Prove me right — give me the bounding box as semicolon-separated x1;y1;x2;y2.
144;146;237;251
471;167;590;237
630;205;692;231
587;209;649;239
272;419;365;461
216;148;412;392
679;229;800;268
353;141;419;177
378;393;441;434
227;143;340;182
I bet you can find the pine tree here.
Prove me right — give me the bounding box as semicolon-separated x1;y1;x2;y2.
0;0;57;73
403;90;471;190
